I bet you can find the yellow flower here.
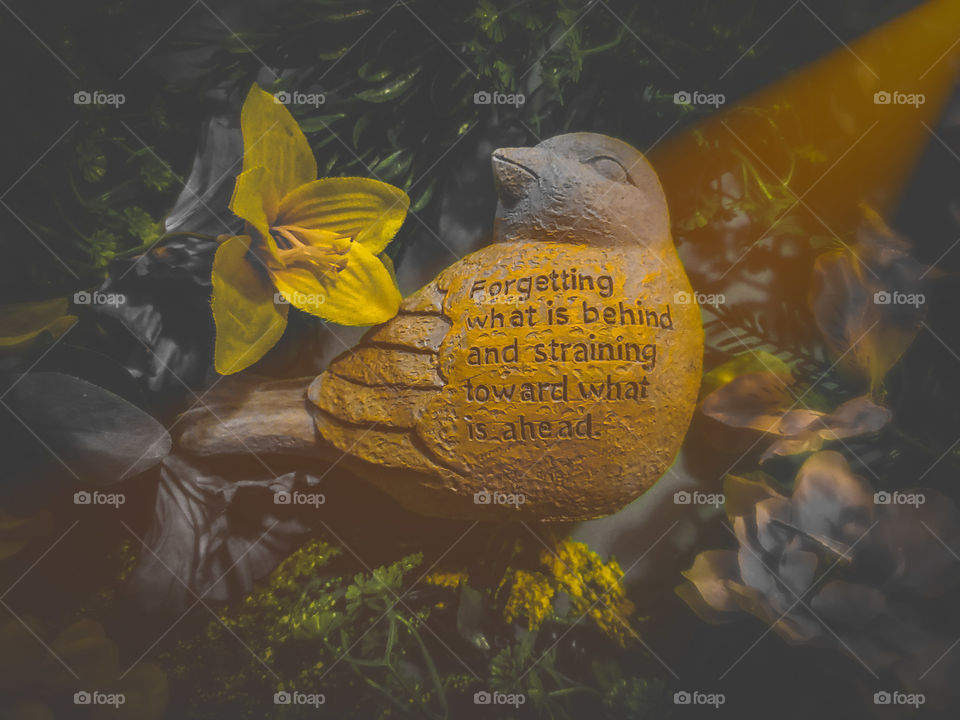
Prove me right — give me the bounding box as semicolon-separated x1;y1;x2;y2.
424;571;468;589
502;570;555;630
212;83;408;374
539;539;637;645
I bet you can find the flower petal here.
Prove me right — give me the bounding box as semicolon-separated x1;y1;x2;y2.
276;177;409;253
229;167;279;250
240;83;317;199
271;242;401;325
211;235;288;375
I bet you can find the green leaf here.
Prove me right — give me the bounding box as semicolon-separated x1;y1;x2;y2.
123;207;164;245
370;149;411;181
357;60;391;82
352;115;372;148
410;180;437;213
299;114;347;134
355;68;420;103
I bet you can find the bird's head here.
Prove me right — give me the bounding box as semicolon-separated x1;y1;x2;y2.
491;132;670;247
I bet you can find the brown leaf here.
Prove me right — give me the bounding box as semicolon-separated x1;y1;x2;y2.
679;550;742;618
761;395;891;461
812;395;892;440
701;371;822;435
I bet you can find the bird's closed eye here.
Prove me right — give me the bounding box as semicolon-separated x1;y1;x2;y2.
585;155;631;184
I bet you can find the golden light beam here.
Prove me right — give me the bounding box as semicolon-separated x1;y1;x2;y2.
652;0;960;251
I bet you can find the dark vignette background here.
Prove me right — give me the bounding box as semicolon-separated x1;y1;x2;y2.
0;1;959;718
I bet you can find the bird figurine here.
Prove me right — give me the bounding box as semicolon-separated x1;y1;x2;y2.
178;132;703;522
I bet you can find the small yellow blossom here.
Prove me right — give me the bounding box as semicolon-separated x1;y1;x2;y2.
502;570;555;630
538;538;637;646
424;571;467;589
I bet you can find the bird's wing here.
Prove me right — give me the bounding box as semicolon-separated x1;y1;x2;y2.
307;275;458;478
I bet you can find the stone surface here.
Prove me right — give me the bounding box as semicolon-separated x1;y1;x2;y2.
308;132;703;521
177;376;319;457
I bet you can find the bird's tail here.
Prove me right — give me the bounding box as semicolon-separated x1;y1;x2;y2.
176;374;325;458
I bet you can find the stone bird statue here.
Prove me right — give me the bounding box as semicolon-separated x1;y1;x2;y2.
178;132;703;522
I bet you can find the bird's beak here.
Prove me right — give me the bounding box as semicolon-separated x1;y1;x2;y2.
492;147;544;208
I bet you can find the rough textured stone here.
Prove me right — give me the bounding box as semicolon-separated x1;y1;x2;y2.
308;133;703;521
177;376;318;457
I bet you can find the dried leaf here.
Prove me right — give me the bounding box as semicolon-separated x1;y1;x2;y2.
680;550;741;614
701;371;822;435
0;298;76;352
762;395;891;461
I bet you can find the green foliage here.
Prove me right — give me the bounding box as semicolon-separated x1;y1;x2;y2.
1;0;918;298
166;535;661;719
167;541;449;719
